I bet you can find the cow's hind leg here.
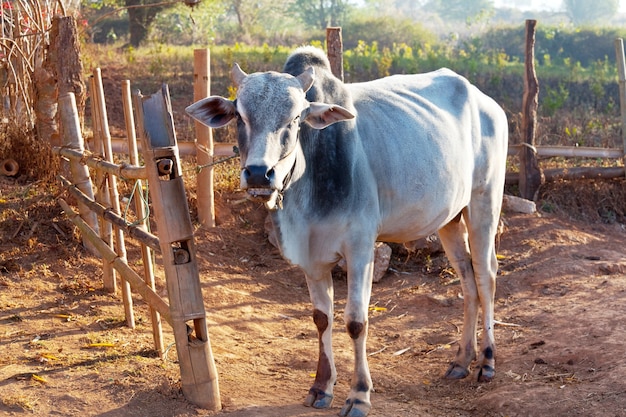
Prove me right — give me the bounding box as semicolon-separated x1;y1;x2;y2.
464;201;500;382
339;248;375;417
303;270;337;409
438;212;479;380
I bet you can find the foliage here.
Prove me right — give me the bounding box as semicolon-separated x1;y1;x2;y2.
148;0;223;45
481;25;626;68
563;0;619;25
288;0;353;30
340;15;437;50
426;0;494;22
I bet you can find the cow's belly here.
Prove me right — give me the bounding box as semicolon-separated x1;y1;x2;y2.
377;192;468;243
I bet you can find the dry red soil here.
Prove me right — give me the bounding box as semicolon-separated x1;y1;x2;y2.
2;180;626;416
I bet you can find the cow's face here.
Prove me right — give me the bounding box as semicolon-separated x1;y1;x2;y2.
186;64;354;208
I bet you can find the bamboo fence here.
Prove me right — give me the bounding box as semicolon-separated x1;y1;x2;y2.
54;76;220;410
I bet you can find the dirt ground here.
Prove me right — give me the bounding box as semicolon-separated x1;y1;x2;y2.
1;172;626;417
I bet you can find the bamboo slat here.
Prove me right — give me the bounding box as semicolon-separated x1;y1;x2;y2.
122;79;164;357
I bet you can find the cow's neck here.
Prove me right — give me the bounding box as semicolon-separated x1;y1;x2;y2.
283;124;357;216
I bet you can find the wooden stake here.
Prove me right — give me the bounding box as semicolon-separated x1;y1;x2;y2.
122;79;164;357
326;27;344;81
57;92;99;255
519;19;544;201
134;85;221;411
614;38;626;173
89;75;116;293
193;49;216;227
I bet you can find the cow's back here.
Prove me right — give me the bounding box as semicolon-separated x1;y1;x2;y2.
346;70;508;242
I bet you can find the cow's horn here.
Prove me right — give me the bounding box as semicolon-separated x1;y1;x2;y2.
297;67;315;93
231;63;247;87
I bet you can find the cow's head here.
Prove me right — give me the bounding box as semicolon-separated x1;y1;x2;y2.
186;64;354;209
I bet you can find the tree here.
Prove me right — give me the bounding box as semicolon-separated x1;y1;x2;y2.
426;0;494;22
84;0;189;46
290;0;353;30
563;0;619;25
125;0;168;46
226;0;290;41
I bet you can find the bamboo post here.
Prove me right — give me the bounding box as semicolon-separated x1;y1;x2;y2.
326;27;344;81
614;38;626;174
93;68;135;328
519;19;544;201
89;75;116;293
193;49;216;227
58;92;99;255
122;79;164;356
133;85;221;411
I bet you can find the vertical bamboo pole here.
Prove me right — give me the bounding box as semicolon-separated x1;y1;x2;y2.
92;68;135;328
89;75;116;293
58;92;99;254
122;79;164;355
519;19;543;201
326;27;344;81
614;38;626;173
193;49;216;227
133;85;221;411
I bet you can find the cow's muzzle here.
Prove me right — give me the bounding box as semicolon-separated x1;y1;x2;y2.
242;165;276;197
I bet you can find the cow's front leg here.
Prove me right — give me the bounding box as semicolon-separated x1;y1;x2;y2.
340;253;374;417
303;271;337;409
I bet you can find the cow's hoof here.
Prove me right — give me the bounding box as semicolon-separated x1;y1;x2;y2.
444;362;470;380
339;398;371;417
304;388;333;409
477;365;495;382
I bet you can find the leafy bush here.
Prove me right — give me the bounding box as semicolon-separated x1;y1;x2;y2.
481;25;626;67
341;16;437;51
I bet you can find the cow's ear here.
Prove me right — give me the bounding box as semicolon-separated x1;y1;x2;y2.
296;67;315;93
186;96;237;128
303;102;355;129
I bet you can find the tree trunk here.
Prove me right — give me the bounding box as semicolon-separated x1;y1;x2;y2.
126;0;164;47
35;16;85;149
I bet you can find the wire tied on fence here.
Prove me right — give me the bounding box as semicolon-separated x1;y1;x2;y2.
195;146;240;173
123;179;151;227
519;142;538;153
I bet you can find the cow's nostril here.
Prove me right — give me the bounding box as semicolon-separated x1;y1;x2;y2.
243;165;272;187
267;168;275;181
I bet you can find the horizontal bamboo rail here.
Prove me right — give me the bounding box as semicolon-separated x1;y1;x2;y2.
507;166;625;184
107;139;236;158
55;146;147;179
59;175;161;252
508;144;623;159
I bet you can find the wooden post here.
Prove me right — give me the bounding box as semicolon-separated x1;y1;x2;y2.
614;38;626;173
326;27;344;81
58;92;99;255
193;49;216;227
519;19;543;201
93;68;135;328
133;85;221;411
122;79;164;356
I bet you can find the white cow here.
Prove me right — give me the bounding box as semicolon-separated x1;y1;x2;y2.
187;46;508;417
